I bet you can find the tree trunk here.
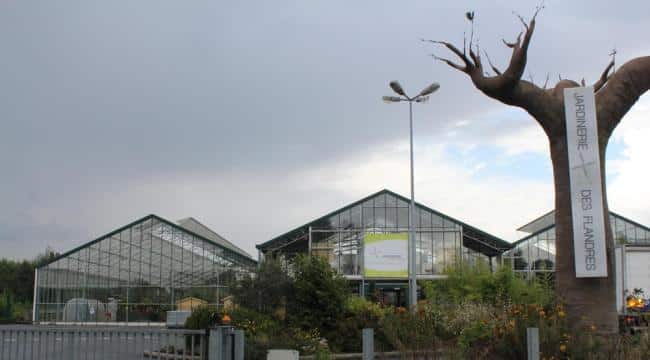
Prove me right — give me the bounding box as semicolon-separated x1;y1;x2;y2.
550;132;618;333
430;8;650;334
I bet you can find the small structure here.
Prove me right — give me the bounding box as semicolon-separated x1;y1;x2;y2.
176;297;207;311
62;298;117;322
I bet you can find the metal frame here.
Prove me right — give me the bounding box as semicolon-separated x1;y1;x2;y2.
34;214;256;324
504;211;650;278
257;189;510;253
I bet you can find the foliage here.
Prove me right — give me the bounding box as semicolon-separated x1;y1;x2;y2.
286;255;347;339
419;263;650;359
231;258;292;316
380;306;440;355
0;259;35;303
0;249;60;323
0;291;14;321
422;260;553;308
184;306;218;330
329;296;390;352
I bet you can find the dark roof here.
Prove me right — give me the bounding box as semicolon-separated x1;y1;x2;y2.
38;214;257;269
256;189;511;256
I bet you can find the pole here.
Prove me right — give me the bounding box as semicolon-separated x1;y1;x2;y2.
408;100;417;311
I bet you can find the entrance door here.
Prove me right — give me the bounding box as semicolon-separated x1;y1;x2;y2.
378;287;407;307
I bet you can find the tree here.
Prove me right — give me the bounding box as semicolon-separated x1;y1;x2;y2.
287;255;347;338
231;258;292;316
429;6;650;333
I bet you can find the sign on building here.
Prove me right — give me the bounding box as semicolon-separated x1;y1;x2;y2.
563;86;607;278
363;233;408;277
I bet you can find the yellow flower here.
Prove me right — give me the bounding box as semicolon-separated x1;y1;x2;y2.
558;310;566;318
559;344;567;353
590;324;597;331
539;310;546;317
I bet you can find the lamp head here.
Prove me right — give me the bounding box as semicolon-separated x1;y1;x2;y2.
382;96;402;103
389;81;406;96
419;83;440;96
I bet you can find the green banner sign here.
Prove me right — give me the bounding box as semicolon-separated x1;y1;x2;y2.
363;232;408;278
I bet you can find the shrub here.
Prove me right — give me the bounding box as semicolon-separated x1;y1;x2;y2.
329;296;390;352
184;306;217;330
423;260;554;309
287;255;347;339
231;258;291;316
0;291;14;322
380;306;440;355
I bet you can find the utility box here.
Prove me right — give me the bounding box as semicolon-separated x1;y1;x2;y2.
267;350;299;360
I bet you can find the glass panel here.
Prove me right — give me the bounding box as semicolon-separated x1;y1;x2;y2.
420;209;432;228
419;232;433;274
385;193;397;207
432;214;444;228
363;207;374;228
386;207;398;228
374;207;386;227
329;214;340;228
350;205;362;229
340;210;351;229
398;208;409;229
374;194;386;207
33;217;255;323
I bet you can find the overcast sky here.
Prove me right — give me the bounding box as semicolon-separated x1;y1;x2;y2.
2;0;649;260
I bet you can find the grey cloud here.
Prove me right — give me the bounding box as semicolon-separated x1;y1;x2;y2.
1;0;649;258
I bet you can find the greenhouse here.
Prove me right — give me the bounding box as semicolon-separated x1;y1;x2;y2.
33;215;257;324
256;189;511;305
503;210;650;278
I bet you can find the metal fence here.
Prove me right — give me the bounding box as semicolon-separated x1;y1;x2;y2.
0;325;207;360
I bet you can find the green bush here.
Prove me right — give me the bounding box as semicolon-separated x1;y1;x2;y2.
184;306;216;330
0;291;14;322
231;258;292;316
287;255;347;339
379;306;440;355
422;261;554;312
329;296;390;352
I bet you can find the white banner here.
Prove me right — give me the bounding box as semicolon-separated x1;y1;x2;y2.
564;86;607;278
363;233;408;278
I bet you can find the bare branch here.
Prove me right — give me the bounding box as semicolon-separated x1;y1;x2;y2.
429;6;550;132
423;39;473;70
597;56;650;137
483;50;502;75
431;54;466;72
543;73;550;89
512;11;529;30
581;78;586;86
593;59;615;92
469;46;482;71
502;32;522;48
463;31;467;55
533;1;546;19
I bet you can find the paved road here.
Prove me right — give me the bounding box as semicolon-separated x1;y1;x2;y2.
0;325;205;360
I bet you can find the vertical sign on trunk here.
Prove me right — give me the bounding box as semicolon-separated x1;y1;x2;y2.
564;86;607;278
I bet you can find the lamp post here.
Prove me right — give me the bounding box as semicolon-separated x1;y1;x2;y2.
383;81;440;311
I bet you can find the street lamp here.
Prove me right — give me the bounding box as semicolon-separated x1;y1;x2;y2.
383;81;440;311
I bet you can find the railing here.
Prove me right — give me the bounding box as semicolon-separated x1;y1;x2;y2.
0;325;207;360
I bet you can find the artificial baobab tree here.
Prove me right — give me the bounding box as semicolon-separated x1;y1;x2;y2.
428;7;650;333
